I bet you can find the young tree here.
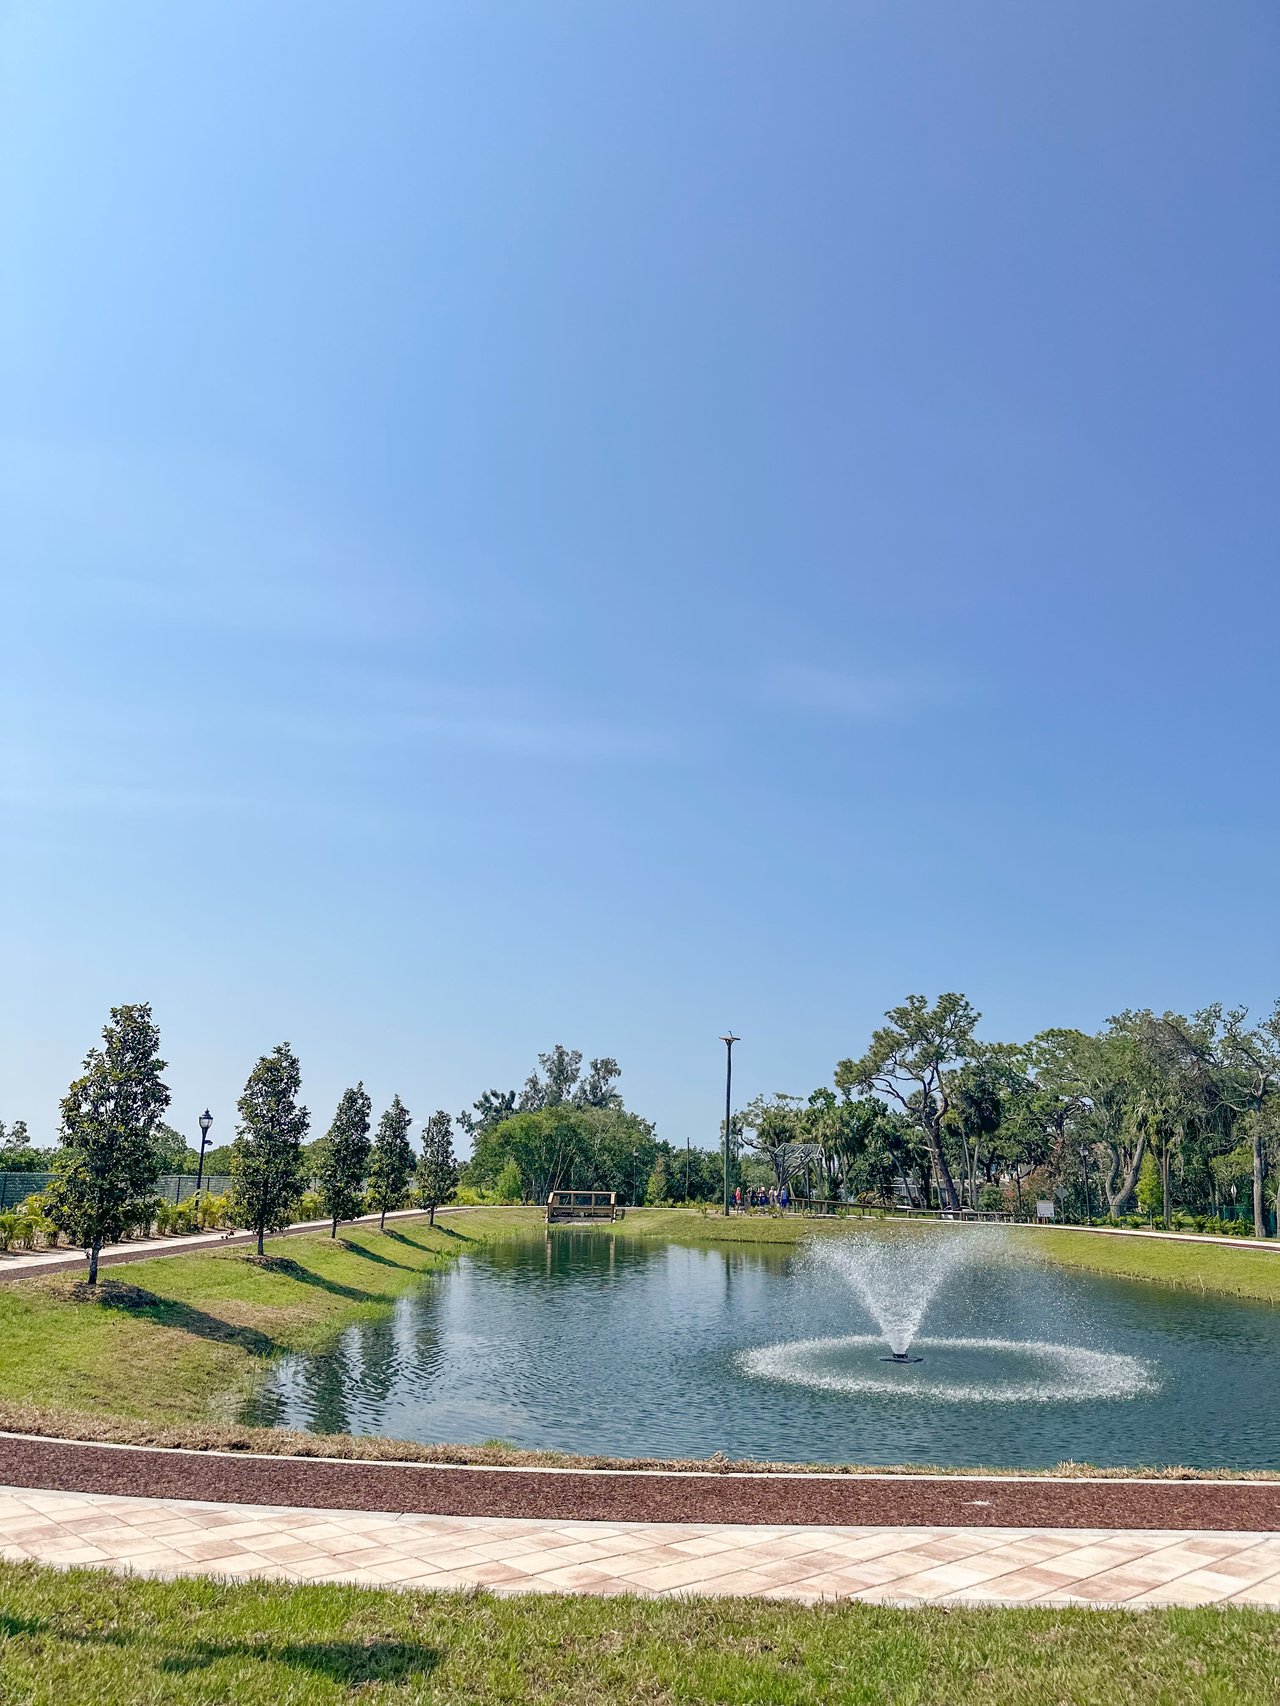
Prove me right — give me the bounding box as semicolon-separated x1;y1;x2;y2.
230;1044;309;1256
836;994;982;1212
44;1003;171;1284
315;1082;372;1237
417;1110;458;1226
368;1095;414;1230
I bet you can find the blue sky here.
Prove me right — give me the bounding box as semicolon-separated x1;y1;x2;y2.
3;1;1278;1151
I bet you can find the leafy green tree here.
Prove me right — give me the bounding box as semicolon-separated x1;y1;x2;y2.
230;1044;309;1256
493;1155;523;1203
457;1088;517;1139
152;1123;198;1174
44;1003;171;1284
1136;1149;1162;1221
574;1058;623;1109
368;1096;415;1229
519;1045;583;1110
315;1083;372;1237
836;994;982;1212
0;1120;52;1172
645;1153;669;1204
468;1105;655;1205
417;1110;458;1225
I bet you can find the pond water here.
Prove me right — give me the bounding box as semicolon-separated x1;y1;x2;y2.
245;1227;1280;1468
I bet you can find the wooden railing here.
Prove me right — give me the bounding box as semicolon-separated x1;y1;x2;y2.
546;1190;618;1224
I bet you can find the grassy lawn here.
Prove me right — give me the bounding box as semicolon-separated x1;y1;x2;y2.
622;1207;1280;1305
0;1562;1276;1706
0;1208;545;1431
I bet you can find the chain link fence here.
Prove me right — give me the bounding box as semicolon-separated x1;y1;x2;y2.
0;1173;233;1210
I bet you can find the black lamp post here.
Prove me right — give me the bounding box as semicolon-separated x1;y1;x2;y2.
720;1034;739;1217
1079;1143;1092;1227
195;1109;214;1198
631;1145;638;1207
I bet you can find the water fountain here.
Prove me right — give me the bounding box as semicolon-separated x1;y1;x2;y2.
738;1224;1158;1405
808;1224;1002;1362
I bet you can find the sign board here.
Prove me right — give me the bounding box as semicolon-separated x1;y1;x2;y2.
1036;1199;1055;1221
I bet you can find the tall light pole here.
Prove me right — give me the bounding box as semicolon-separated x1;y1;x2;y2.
1079;1142;1092;1227
720;1034;739;1217
195;1109;213;1198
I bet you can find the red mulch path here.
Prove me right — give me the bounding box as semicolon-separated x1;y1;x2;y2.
0;1435;1276;1530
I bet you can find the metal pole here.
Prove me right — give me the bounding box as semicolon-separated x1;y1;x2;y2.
720;1034;738;1217
1080;1146;1093;1227
685;1135;690;1204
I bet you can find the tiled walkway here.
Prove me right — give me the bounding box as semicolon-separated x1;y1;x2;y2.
1;1485;1279;1607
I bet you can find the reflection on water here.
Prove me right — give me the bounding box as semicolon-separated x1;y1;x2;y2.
245;1229;1280;1468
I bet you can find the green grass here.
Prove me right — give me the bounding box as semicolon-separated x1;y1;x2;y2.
1009;1225;1280;1305
0;1208;545;1428
0;1562;1276;1705
621;1207;1280;1305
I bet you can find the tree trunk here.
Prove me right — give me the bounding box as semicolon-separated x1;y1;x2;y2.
1161;1147;1172;1230
257;1226;265;1257
379;1207;387;1232
1107;1134;1146;1217
330;1215;338;1239
1254;1127;1266;1238
924;1117;961;1211
87;1242;100;1285
428;1201;435;1226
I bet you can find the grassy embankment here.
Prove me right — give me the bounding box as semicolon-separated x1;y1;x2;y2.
0;1563;1276;1706
0;1207;545;1445
625;1206;1280;1305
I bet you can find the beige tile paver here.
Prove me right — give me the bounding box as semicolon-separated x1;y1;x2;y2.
0;1483;1274;1608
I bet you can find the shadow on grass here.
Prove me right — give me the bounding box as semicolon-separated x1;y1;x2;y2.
0;1614;438;1687
242;1256;379;1304
385;1225;468;1248
160;1638;440;1684
335;1240;414;1272
67;1281;279;1358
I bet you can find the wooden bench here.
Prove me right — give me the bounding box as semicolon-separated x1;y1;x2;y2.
546;1190;619;1224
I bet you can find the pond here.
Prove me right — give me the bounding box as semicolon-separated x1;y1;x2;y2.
245;1226;1280;1469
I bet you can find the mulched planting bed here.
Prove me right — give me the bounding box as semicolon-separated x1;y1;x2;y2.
2;1432;1278;1530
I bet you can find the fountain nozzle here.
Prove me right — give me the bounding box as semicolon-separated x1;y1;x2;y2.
880;1351;924;1364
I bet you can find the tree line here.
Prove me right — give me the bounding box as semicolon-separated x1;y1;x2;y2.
738;993;1280;1235
31;1004;459;1282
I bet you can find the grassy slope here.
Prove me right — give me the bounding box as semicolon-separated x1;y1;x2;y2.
0;1563;1275;1706
621;1207;1280;1304
0;1208;545;1426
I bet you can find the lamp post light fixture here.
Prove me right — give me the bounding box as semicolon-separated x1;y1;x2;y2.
195;1109;214;1199
720;1034;739;1217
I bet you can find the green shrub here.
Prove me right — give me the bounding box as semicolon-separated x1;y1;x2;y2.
493;1157;523;1205
297;1189;324;1221
197;1191;234;1230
